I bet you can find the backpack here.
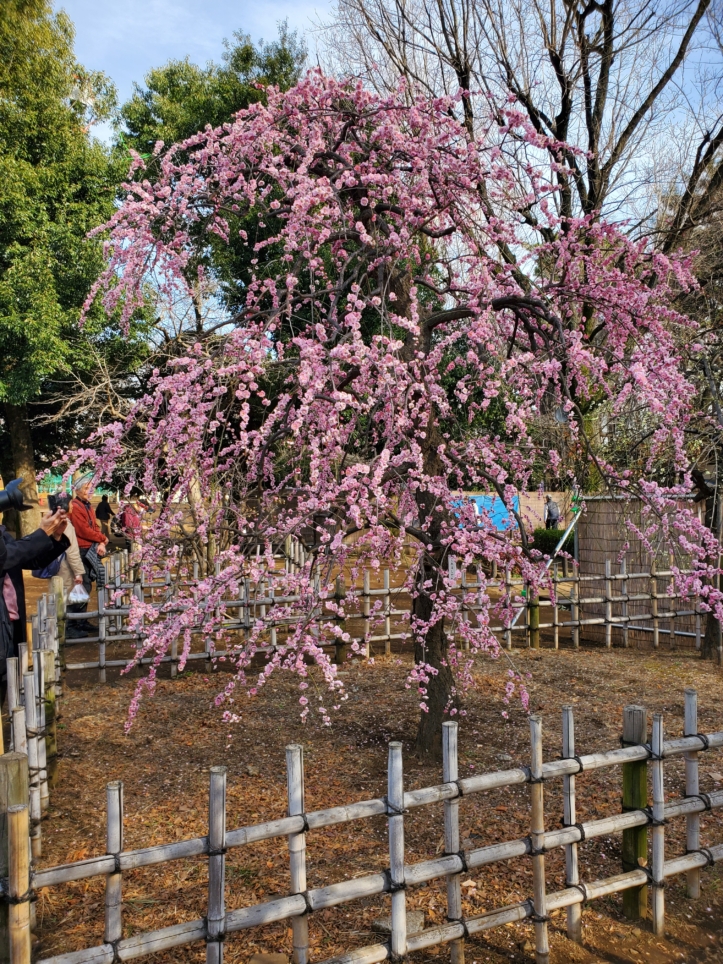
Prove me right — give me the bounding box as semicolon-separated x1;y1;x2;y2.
32;554;65;579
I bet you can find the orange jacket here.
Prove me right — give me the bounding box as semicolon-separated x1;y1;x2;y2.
69;498;108;549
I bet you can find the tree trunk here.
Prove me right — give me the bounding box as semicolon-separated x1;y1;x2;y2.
2;404;41;536
413;413;457;761
413;578;457;761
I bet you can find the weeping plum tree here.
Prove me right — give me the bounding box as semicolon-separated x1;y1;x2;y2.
76;73;721;757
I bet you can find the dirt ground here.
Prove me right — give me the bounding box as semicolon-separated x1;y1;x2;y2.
26;643;723;964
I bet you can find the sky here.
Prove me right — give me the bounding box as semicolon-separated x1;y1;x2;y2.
53;0;328;112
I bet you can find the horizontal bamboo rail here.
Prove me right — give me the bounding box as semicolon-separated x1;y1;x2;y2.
0;691;716;964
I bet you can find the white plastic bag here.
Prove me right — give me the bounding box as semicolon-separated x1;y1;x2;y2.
68;583;90;605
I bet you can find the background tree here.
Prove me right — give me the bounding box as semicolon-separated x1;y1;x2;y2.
320;0;723;232
73;74;720;757
0;0;125;531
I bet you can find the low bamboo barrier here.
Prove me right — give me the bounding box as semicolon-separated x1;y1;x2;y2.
50;545;710;684
0;690;720;963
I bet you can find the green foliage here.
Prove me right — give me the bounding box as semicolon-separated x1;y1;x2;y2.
120;23;306;157
531;526;573;557
0;0;125;405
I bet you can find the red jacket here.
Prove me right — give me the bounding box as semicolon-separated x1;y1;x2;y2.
69;498;108;549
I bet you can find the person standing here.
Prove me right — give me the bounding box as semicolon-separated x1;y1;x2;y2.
68;474;108;631
57;516;88;639
95;494;115;539
544;495;560;530
1;508;70;700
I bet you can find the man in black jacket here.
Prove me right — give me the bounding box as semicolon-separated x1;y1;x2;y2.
0;509;69;701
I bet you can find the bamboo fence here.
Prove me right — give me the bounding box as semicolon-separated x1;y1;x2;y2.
50;544;710;684
0;692;721;963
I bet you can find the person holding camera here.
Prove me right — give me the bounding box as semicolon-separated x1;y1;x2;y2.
0;480;70;700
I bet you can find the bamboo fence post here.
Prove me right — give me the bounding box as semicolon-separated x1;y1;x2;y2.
18;645;28;687
622;705;648;920
683;688;701;899
363;570;371;658
105;781;124;950
529;715;549;964
98;587;107;683
286;746;308;964
41;650;57;785
552;561;559;651
11;708;27;758
442;722;464;964
33;659;49;812
49;574;65;674
604;559;613;649
334;577;347;665
7;805;31;964
695;600;702;652
387;741;407;960
651;713;665;935
207;767;227;964
620;559;629;649
571;576;580;649
384;569;391;656
561;706;582;943
0;753;29;962
504;569;512;650
651;561;659;649
22;673;41;858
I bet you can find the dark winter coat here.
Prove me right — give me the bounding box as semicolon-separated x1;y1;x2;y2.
0;526;70;673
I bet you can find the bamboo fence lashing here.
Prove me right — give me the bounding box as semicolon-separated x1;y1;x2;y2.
442;722;464;964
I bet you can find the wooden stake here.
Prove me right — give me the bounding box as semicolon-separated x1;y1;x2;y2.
651;714;665;936
105;781;124;947
622;706;648;920
562;707;582;943
442;722;464;964
207;767;227;964
529;587;540;650
387;741;407;959
286;746;308;964
683;689;701;899
529;715;549;964
7;805;31;964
